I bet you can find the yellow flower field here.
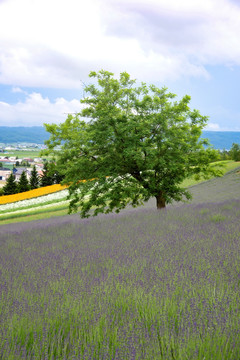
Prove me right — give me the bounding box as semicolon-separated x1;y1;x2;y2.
0;184;68;205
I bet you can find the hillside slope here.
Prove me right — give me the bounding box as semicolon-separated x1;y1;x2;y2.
0;166;239;231
0;126;49;143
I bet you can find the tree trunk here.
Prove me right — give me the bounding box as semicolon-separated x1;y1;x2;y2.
156;193;166;209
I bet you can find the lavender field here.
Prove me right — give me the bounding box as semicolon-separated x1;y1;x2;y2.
0;170;240;359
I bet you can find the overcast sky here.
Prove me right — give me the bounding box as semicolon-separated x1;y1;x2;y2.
0;0;240;130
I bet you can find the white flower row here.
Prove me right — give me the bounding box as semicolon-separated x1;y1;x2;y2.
1;199;70;217
0;189;69;212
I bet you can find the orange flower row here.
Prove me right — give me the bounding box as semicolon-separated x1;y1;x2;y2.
0;184;68;205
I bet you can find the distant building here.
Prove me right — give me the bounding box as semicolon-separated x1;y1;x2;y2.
5;146;17;151
37;170;43;178
35;163;44;169
23;158;34;163
0;159;14;166
14;168;32;182
0;168;11;181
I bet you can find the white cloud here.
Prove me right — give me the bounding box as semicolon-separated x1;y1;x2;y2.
0;0;240;87
205;123;220;130
204;103;240;131
103;0;240;66
11;87;22;93
11;87;27;94
0;92;83;126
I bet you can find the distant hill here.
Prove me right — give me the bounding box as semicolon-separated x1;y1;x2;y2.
201;131;240;150
0;127;239;149
0;126;49;144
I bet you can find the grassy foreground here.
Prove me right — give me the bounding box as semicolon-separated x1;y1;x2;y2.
0;170;240;359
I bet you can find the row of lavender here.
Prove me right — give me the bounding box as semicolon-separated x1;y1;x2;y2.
0;171;240;359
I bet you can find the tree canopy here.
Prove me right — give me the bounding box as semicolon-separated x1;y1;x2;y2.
40;162;55;187
229;143;240;161
3;173;18;195
44;70;220;217
18;171;30;193
30;165;39;189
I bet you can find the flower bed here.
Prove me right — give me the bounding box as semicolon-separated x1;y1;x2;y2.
0;184;68;205
0;189;69;213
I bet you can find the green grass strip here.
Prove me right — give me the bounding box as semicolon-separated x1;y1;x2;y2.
0;204;70;224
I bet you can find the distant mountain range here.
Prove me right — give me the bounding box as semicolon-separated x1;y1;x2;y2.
0;126;49;144
201;131;240;150
0;126;240;150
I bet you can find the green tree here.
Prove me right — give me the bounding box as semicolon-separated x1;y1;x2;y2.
54;170;65;184
40;161;54;187
18;171;30;193
47;161;65;184
21;160;30;167
219;149;230;161
229;143;240;161
44;70;220;218
3;173;18;195
30;165;39;189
